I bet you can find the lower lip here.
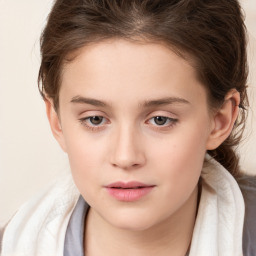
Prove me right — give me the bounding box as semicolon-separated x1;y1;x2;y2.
106;187;154;202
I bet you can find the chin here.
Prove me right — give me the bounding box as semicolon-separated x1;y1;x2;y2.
106;210;164;232
113;220;155;232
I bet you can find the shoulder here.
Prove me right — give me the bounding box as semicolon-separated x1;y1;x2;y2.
0;174;80;256
237;175;256;256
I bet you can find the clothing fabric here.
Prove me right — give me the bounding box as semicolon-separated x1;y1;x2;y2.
0;156;252;256
64;196;88;256
189;156;244;255
237;175;256;256
1;174;80;256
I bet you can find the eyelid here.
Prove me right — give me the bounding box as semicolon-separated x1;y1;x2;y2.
82;116;108;125
146;111;178;120
145;112;178;129
147;116;178;125
78;113;110;131
78;109;108;117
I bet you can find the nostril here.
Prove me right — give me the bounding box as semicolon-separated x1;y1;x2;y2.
109;135;146;169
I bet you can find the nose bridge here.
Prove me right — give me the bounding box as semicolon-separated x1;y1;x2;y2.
110;122;145;169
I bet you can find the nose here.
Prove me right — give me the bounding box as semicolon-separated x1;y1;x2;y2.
110;125;146;170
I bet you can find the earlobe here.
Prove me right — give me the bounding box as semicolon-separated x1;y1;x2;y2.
45;98;67;152
206;89;240;150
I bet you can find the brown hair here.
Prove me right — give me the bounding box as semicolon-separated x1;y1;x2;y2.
38;0;248;177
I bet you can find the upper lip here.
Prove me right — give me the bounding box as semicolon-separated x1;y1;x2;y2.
105;181;155;189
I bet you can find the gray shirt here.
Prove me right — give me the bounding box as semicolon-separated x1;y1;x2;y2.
64;175;256;256
64;196;88;256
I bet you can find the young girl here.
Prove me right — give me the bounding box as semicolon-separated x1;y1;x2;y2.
1;0;255;255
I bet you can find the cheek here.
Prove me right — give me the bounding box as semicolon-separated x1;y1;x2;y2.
65;139;105;201
62;128;107;186
148;126;208;190
67;139;96;168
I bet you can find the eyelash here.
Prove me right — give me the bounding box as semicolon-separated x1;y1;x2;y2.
147;116;178;129
78;115;178;132
79;116;109;131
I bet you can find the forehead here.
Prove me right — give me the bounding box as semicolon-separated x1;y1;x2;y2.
63;39;195;76
60;39;208;109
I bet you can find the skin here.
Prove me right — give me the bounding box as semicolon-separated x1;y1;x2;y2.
46;39;240;256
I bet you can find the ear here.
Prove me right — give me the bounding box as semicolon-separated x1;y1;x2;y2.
45;98;67;152
206;89;240;150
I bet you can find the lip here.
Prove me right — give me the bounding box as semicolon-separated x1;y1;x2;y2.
105;181;155;202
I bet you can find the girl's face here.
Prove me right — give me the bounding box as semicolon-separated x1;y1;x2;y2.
55;39;215;231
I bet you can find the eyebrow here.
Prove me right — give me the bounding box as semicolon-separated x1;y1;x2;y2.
71;96;108;107
142;97;190;107
70;96;190;107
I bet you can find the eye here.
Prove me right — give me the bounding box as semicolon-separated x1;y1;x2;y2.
153;116;168;125
79;115;108;130
87;116;104;126
147;116;178;127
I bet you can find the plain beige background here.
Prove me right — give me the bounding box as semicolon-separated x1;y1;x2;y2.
0;0;255;225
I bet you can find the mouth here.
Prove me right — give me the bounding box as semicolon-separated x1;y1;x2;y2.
104;181;155;202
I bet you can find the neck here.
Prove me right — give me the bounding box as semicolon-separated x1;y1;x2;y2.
84;187;198;256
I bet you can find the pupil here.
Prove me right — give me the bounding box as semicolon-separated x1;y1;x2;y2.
154;116;167;125
90;116;103;125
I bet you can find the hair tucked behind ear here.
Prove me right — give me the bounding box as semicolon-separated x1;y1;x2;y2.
38;0;248;178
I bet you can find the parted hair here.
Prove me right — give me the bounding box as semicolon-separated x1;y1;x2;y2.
38;0;248;178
